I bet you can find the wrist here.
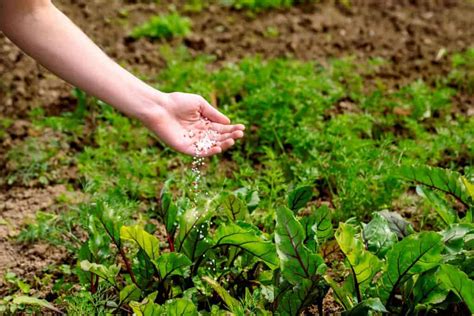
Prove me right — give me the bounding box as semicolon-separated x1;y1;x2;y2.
129;86;170;126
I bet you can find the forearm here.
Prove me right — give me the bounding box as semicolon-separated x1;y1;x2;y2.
0;0;164;121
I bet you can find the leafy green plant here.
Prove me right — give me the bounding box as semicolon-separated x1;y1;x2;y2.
131;13;191;40
329;212;474;314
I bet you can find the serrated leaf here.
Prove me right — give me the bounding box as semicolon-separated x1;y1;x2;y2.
203;276;242;313
120;225;160;261
214;223;278;269
153;252;192;279
398;165;471;207
363;212;397;258
336;223;381;294
222;194;249;221
380;232;444;305
288;186;313;213
275;207;326;284
12;296;61;313
437;264;474;312
79;260;120;286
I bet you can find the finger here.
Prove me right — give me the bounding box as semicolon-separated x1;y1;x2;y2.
199;146;222;157
200;101;230;125
219;138;235;152
211;123;246;134
217;130;244;141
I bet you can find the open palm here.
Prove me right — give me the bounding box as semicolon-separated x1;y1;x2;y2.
145;92;245;157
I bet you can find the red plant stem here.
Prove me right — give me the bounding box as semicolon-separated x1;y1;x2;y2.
167;231;175;252
118;246;138;286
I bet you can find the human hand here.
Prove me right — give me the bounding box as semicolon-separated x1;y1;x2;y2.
143;92;245;157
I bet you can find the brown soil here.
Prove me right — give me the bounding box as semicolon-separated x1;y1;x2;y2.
0;0;473;310
0;185;72;296
1;0;473;120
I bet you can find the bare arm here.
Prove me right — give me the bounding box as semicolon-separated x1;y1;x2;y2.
0;0;244;156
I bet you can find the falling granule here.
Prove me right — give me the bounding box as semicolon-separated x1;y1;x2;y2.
189;118;218;202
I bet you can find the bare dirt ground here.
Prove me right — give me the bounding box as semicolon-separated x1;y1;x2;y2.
0;0;473;311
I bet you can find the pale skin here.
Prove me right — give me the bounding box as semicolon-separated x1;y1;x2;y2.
0;0;245;156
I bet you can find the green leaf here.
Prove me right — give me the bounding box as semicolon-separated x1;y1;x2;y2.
277;279;327;316
437;264;474;313
203;276;242;313
213;222;278;269
12;296;61;314
176;206;213;261
379;210;414;238
441;223;474;254
134;248;156;288
343;298;387;316
79;260;120;286
120;284;141;304
363;212;398;258
416;186;457;225
275;207;326;284
164;298;198;316
335;223;381;294
324;275;353;310
412;270;448;307
311;205;334;244
288;185;313;212
380;232;444;306
120;225;160;261
158;191;178;233
130;292;162;316
153;252;192;279
221;194;249;221
398;165;471;208
90;202;122;247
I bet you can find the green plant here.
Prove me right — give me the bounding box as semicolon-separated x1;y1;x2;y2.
131;13;191;40
326;165;474;314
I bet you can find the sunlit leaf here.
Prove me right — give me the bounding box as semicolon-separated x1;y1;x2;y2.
79;260;120;286
336;223;381;294
120;225;160;261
